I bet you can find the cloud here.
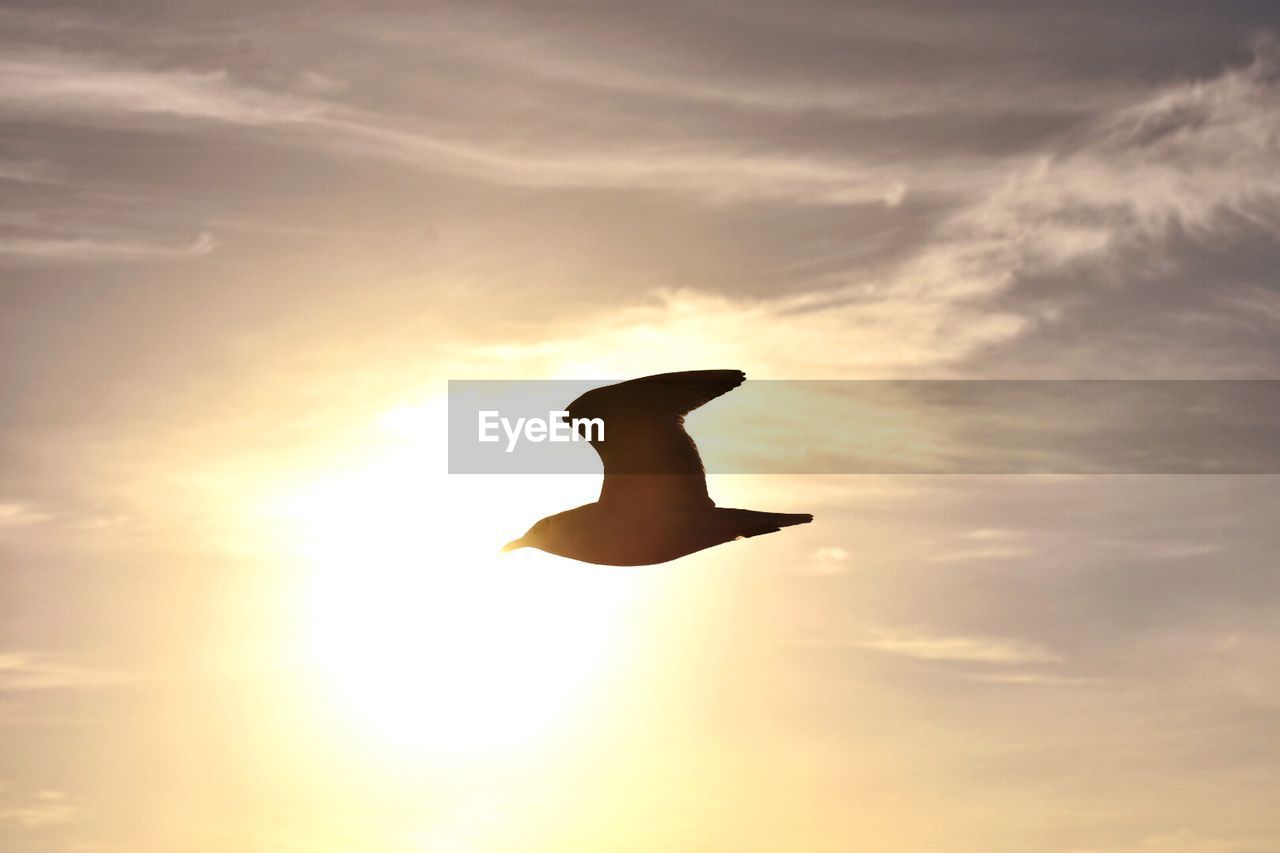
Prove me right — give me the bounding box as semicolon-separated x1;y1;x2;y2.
0;231;216;264
327;0;1186;141
960;671;1100;686
882;181;907;208
0;51;322;125
791;627;1063;665
296;70;347;96
946;40;1280;375
930;530;1036;562
856;628;1063;664
800;545;852;576
1064;829;1270;853
0;786;79;829
0;653;124;691
6;31;1276;367
0;49;990;207
0;158;59;184
928;545;1037;563
454;287;1026;376
434;37;1280;378
965;528;1021;540
762;38;1280;372
0;502;51;528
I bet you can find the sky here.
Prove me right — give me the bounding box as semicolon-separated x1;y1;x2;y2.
3;1;1280;851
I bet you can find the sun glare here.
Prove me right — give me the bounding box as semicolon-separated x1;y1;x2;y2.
265;398;647;760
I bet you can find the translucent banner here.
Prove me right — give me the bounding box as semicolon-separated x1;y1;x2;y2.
447;380;1280;474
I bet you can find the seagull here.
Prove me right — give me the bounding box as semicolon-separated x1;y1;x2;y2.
502;370;813;565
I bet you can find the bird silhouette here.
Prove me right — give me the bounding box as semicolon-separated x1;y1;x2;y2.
503;370;813;565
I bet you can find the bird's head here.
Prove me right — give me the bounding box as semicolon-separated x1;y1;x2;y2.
502;515;553;554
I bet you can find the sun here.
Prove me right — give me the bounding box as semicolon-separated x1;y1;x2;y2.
264;398;648;760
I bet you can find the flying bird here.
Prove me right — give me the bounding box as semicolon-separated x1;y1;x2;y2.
503;370;813;565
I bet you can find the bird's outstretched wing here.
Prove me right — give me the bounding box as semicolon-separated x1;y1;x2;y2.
565;370;745;509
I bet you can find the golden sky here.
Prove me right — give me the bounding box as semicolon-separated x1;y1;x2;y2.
3;2;1280;851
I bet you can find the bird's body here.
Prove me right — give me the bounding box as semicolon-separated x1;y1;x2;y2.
520;501;814;567
504;370;813;566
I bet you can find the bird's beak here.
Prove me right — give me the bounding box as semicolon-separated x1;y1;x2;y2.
501;538;526;553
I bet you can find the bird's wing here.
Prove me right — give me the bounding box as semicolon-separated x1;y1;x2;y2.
565;370;746;509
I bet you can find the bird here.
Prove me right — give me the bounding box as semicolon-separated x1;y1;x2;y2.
502;370;813;565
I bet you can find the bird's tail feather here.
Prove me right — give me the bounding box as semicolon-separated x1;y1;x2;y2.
759;512;814;528
724;509;814;539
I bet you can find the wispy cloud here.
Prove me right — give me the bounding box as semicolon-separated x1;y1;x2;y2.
0;786;79;829
800;545;852;576
789;627;1063;665
0;158;59;184
929;546;1036;563
0;51;322;125
1064;829;1267;853
0;49;990;207
0;502;51;528
352;14;1138;120
0;653;124;691
7;33;1275;324
777;39;1280;367
0;231;216;263
960;671;1100;686
445;39;1280;375
930;530;1036;563
855;628;1063;664
965;528;1022;541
